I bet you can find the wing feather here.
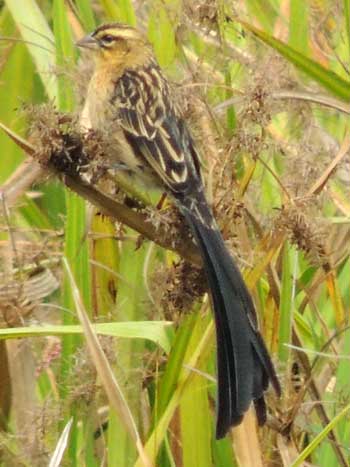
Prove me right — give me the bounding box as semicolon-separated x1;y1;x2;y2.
113;63;201;193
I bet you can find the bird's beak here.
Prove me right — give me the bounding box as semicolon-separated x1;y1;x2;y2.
76;34;99;50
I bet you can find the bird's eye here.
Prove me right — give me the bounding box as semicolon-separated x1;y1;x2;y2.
101;34;115;44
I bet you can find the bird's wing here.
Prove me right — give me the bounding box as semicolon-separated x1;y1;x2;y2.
112;65;201;194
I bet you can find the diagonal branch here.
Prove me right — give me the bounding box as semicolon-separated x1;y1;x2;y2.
64;173;201;266
0;121;201;267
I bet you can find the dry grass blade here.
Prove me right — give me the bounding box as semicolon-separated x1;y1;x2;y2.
277;434;308;467
0;122;35;156
48;418;73;467
271;91;350;115
232;410;263;467
0;159;45;208
307;135;350;196
62;258;152;467
0;268;59;299
325;272;345;327
0;122;43;216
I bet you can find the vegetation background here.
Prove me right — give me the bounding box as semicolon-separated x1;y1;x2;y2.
0;0;349;466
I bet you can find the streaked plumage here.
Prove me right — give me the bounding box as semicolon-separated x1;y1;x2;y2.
77;23;280;439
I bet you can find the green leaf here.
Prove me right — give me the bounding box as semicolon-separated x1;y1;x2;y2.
155;313;197;418
0;321;173;353
115;0;136;25
148;1;178;67
136;320;215;466
4;0;58;100
289;0;309;54
180;315;212;467
108;240;154;466
290;403;350;467
241;20;350;101
246;0;279;32
0;33;34;180
90;213;119;316
331;265;350;461
53;0;76;111
75;0;96;31
51;2;90;421
344;0;350;63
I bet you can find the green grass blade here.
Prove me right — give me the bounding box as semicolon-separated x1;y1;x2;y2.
98;0;136;25
115;0;136;25
0;10;37;182
136;320;215;466
63;258;152;467
289;0;308;54
108;239;150;466
90;213;119;317
224;69;236;133
330;262;350;462
19;198;51;229
53;0;76;111
75;0;96;31
155;314;197;418
240;20;350;100
290;403;350;467
52;4;90;464
0;60;30;177
99;0;121;20
0;322;173;352
180;315;212;467
344;0;350;63
4;0;57;100
52;0;89;316
246;0;279;31
148;1;179;67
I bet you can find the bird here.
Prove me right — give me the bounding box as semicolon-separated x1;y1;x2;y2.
76;23;281;439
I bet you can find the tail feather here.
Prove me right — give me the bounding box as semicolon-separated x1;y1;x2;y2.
183;207;280;439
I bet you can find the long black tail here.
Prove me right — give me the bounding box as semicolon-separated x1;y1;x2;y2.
181;202;281;439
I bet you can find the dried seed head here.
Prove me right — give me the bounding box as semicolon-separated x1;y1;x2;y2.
151;260;207;321
275;202;329;267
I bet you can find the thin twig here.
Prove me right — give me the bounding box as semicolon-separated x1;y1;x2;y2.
271;90;350;114
214;90;350;115
307;134;350;196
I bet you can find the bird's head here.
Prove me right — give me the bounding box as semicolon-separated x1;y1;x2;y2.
76;23;152;67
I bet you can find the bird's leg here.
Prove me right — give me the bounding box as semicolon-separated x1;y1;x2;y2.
156;192;168;210
134;193;168;250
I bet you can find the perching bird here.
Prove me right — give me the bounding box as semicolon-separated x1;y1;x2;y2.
77;23;280;439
